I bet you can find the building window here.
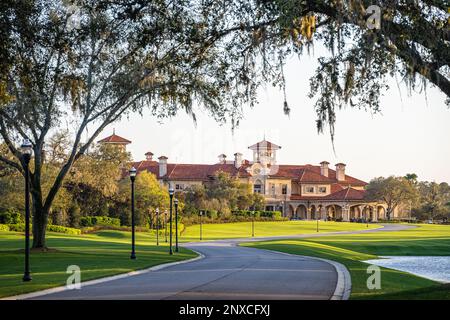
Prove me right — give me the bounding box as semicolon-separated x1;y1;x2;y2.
318;186;327;193
270;183;275;195
304;186;315;193
175;184;184;190
254;184;262;193
282;184;288;195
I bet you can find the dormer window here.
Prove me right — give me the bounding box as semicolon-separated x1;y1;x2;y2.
304;186;315;193
318;186;327;193
254;179;262;193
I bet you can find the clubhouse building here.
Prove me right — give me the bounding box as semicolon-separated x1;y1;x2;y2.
99;133;396;221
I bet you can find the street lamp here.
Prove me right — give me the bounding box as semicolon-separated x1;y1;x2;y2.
164;209;168;242
21;139;33;282
199;210;203;241
251;209;255;237
168;187;174;255
155;208;159;246
280;201;284;217
174;198;179;253
129;167;137;260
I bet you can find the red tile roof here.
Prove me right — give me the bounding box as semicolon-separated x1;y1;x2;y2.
323;187;366;201
290;187;365;201
248;140;281;150
128;161;367;186
98;134;131;144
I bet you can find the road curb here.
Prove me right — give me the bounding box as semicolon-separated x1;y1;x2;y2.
1;250;205;300
248;247;352;300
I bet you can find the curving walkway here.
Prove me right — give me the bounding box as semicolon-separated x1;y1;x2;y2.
19;223;414;300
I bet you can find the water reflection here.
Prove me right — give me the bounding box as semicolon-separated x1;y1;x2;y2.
364;256;450;283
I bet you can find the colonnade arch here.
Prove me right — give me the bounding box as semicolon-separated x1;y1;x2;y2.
281;202;387;222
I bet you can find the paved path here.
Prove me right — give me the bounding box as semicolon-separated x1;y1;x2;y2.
26;224;414;300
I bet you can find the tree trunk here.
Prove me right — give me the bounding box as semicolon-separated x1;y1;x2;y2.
386;207;392;220
31;192;49;249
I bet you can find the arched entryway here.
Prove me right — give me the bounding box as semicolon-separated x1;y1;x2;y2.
286;204;295;218
325;205;342;221
350;206;361;220
295;205;307;219
310;205;317;220
377;206;386;220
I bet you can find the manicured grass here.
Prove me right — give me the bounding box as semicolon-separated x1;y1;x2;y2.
181;220;381;241
242;224;450;299
0;230;196;298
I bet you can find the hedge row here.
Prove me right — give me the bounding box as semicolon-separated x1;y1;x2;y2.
79;216;121;227
182;214;287;227
6;223;81;235
81;223;184;235
232;210;283;219
0;224;10;232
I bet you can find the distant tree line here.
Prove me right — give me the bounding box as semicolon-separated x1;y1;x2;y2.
365;174;450;222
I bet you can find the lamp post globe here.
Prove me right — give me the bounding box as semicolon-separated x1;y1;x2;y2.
21;139;33;282
168;187;174;255
129;167;137;260
174;198;179;252
251;210;255;237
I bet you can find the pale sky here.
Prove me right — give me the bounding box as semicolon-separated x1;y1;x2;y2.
100;48;450;183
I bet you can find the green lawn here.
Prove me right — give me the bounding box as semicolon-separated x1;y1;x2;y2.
0;230;196;298
181;220;381;241
242;224;450;300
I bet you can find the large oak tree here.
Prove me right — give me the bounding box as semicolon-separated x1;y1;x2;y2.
1;0;449;247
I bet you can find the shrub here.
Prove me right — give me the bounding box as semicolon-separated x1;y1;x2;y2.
0;209;24;224
259;210;282;220
80;216;121;227
209;210;218;219
7;223;26;232
7;223;81;234
0;224;10;232
81;225;151;234
47;225;81;235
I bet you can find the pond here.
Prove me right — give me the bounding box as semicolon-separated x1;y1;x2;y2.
363;256;450;283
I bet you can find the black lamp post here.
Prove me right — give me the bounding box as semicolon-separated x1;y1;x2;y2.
168;187;174;255
252;210;255;237
129;167;137;260
156;208;159;246
174;198;179;252
21;139;33;282
199;210;203;240
164;209;168;242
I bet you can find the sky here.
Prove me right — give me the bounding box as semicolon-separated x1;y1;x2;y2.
99;48;450;184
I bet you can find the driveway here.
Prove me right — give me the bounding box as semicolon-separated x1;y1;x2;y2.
23;223;414;300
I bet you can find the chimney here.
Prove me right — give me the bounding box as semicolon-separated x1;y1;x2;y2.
335;163;346;181
145;151;153;161
234;152;243;169
158;156;168;177
320;161;330;177
218;154;227;164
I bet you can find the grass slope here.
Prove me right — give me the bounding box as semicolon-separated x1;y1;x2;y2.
242;224;450;299
181;220;380;241
0;230;196;298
